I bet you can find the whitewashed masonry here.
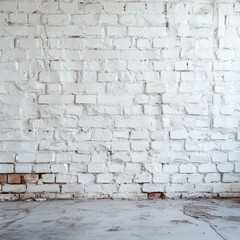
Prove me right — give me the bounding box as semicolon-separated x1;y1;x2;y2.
0;0;240;200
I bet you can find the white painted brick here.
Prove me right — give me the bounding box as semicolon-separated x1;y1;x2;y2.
131;152;148;163
108;163;123;173
98;73;118;82
212;152;227;163
48;14;70;25
56;174;77;183
85;184;102;193
188;174;203;183
33;164;50;173
163;165;178;173
205;173;221;183
62;184;84;193
222;174;240;183
172;174;188;183
15;164;32;173
85;3;102;13
96;173;113;183
99;14;118;24
235;163;240;173
229;152;240;161
116;174;133;184
213;117;238;128
0;154;15;163
73;14;98;25
85;26;104;36
51;164;68;173
0;0;240;199
112;141;130;151
194;184;213;193
0;2;17;12
217;164;234;173
107;27;126;36
113;38;131;49
2;184;26;193
170;130;188;140
75;95;97;104
36;153;54;163
131;141;149;151
126;163;141;173
153;174;169;183
142;184;165;193
88;163;105;173
59;3;79;14
151;141;170;151
134;173;151;183
27;185;59;193
69;163;87;173
119;184;141;193
199;164;217;173
179;164;196;173
104;3;125;13
0;164;13;173
41;174;55;183
146;83;165;94
189;154;209;163
137;39;150;49
128;27;166;37
38;95;74;105
226;15;240;26
78;174;95;184
131;130;148;140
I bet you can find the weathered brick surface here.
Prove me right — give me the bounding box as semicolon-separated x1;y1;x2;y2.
0;0;240;200
8;174;21;184
0;175;7;184
23;174;39;184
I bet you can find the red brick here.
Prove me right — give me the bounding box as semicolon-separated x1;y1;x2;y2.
8;174;22;184
147;192;163;200
0;175;7;184
23;174;39;184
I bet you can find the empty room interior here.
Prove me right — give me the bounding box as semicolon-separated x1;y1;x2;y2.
0;0;240;239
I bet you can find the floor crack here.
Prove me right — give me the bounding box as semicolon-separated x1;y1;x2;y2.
182;205;226;240
208;222;226;240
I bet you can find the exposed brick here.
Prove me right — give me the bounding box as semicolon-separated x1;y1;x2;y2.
147;192;163;200
8;174;22;184
0;175;7;184
23;174;39;184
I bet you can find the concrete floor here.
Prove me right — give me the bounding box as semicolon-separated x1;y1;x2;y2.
0;199;240;240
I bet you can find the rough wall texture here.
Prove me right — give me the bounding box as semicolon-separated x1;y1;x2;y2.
0;0;240;200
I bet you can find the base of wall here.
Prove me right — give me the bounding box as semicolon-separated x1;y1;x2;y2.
1;173;240;201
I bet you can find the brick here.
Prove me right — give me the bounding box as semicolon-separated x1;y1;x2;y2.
0;164;14;173
147;192;163;200
199;164;217;173
8;174;21;184
2;184;26;193
0;0;240;199
142;184;165;193
23;174;39;184
27;184;60;193
179;164;196;173
88;163;105;173
170;130;188;140
0;175;7;184
0;154;15;163
75;95;97;104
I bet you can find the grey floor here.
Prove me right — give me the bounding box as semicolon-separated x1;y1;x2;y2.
0;199;240;240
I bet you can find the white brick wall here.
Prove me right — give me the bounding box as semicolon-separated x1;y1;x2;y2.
0;0;240;200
